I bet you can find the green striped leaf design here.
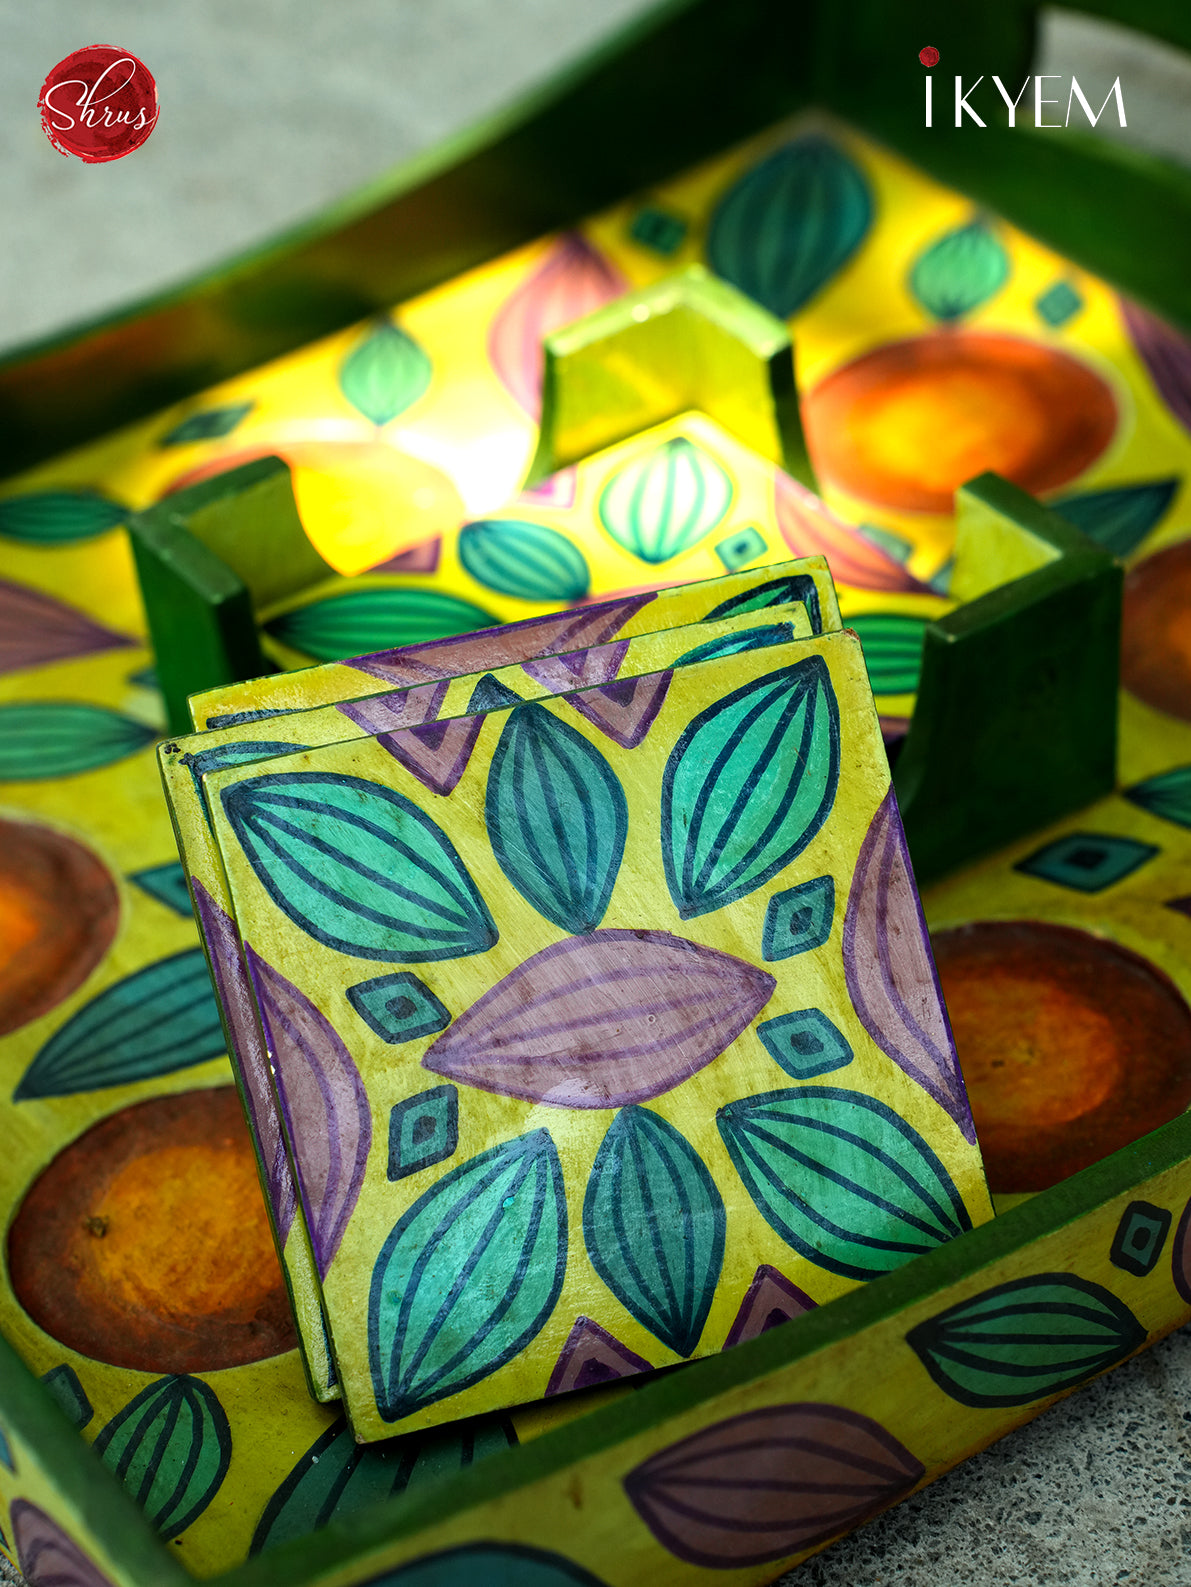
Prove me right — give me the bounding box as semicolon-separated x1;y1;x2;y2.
179;739;308;828
94;1376;230;1538
909;220;1009;322
369;1130;567;1421
0;490;127;544
0;702;156;780
375;1545;610;1586
673;622;793;667
848;613;928;694
707;135;872;319
221;771;497;962
159;403;254;447
661;657;839;918
250;1413;516;1554
716;1087;972;1280
1051;478;1179;557
339;319;432;425
487;703;627;933
706;572;823;632
459;520;590;602
1124;764;1191;828
584;1107;725;1357
599;438;732;564
14;949;226;1100
265;589;497;662
907;1274;1146;1407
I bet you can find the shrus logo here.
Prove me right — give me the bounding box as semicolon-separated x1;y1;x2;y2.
39;44;158;163
919;47;1126;130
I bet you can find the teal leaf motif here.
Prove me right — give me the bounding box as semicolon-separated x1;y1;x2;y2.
266;589;497;662
673;622;793;668
909;220;1010;322
0;491;127;545
584;1107;725;1357
706;573;823;634
716;1087;972;1280
848;613;928;694
599;438;732;564
368;1544;610;1586
1124;765;1191;829
221;771;497;962
340;320;432;425
369;1130;567;1421
127;862;193;915
907;1274;1146;1407
180;739;307;828
94;1376;230;1538
661;657;840;918
1050;478;1179;557
0;702;156;781
250;1413;517;1555
14;949;225;1100
707;135;873;318
159;403;254;446
459;520;590;602
487;703;628;933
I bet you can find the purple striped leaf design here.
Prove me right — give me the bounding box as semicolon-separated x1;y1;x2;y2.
335;680;448;734
12;1500;118;1587
842;788;975;1141
624;1403;924;1567
1120;296;1191;433
423;929;774;1108
489;234;626;415
192;882;296;1242
522;640;629;693
246;946;372;1275
0;579;135;675
566;672;672;748
379;715;484;796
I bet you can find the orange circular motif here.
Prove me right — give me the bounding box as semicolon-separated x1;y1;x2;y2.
8;1088;296;1371
803;334;1117;513
933;920;1191;1192
1121;539;1191;722
0;820;118;1037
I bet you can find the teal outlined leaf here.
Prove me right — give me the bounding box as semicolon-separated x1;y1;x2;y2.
14;949;225;1100
1051;478;1179;557
486;702;627;932
459;520;590;602
599;438;732;564
372;1544;611;1586
717;1087;972;1279
369;1130;567;1421
266;589;497;662
0;491;127;544
707;135;873;318
909;220;1010;322
340;319;432;425
907;1274;1146;1407
221;771;497;963
848;613;928;694
584;1107;725;1356
159;403;255;446
0;702;156;780
1124;765;1191;829
94;1376;231;1538
661;657;840;918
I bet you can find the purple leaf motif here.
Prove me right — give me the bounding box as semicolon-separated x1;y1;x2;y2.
12;1500;118;1587
192;882;296;1241
842;788;975;1141
346;597;654;684
246;945;372;1275
624;1403;924;1567
1120;296;1191;433
0;579;135;676
423;929;774;1108
335;680;447;734
489;234;627;415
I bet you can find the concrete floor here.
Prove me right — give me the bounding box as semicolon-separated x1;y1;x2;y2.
2;3;1190;1584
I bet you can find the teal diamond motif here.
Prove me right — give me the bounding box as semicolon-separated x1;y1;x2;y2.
347;972;451;1043
128;862;192;916
1014;832;1158;893
757;1009;853;1079
715;526;767;572
628;205;688;255
1035;280;1083;327
388;1085;458;1181
761;875;835;961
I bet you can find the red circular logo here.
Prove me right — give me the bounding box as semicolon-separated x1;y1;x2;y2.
39;45;157;163
918;45;940;68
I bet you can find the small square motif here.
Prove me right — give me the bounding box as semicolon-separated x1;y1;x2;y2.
1014;833;1158;893
628;205;688;255
1035;280;1083;327
388;1086;459;1181
1109;1199;1171;1278
715;527;767;572
757;1009;853;1079
761;876;835;960
348;973;451;1044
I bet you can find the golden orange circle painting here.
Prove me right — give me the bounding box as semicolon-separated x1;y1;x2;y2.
8;1088;297;1372
803;334;1117;513
932;920;1191;1192
1121;539;1191;723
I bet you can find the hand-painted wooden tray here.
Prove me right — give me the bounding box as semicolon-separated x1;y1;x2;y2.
203;630;992;1441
